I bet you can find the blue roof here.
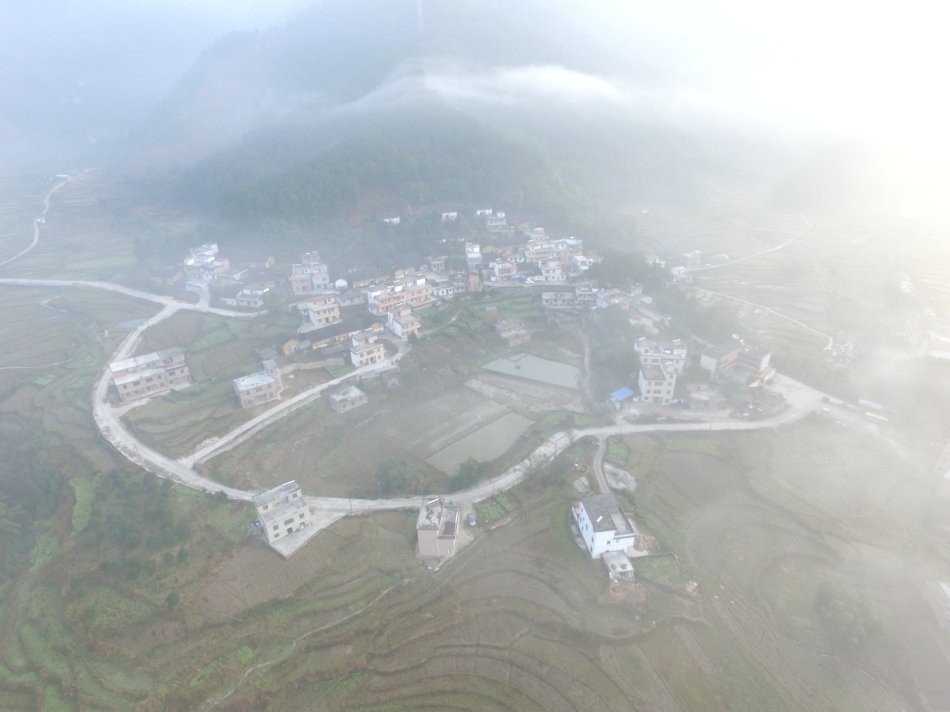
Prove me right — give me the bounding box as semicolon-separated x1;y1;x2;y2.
610;387;635;401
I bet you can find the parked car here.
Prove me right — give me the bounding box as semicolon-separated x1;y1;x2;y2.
467;512;477;527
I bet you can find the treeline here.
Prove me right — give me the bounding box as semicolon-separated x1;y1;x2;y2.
0;442;67;582
202;110;587;228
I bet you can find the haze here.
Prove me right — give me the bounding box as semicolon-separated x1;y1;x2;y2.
1;2;950;712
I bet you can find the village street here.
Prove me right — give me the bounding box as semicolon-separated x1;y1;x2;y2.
0;175;846;536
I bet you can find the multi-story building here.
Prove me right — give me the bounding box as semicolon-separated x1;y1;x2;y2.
635;338;688;375
306;295;342;328
416;496;461;560
110;348;192;403
699;341;742;379
489;259;517;281
366;278;433;316
289;251;330;295
386;306;421;340
540;260;565;282
465;242;482;269
571;494;637;559
485;211;508;234
253;481;313;546
221;287;270;308
637;363;676;404
233;361;282;409
349;330;386;368
183;243;230;283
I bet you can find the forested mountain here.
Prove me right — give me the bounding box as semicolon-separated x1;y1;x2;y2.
125;0;793;234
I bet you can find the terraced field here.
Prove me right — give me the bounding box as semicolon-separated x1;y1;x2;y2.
121;309;304;457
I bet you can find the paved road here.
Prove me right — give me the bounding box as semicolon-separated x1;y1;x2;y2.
0;178;835;537
0;174;74;268
693;286;834;350
184;338;407;466
0;277;260;318
688;215;813;274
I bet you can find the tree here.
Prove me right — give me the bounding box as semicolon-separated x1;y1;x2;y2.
451;458;490;491
374;459;420;496
814;581;886;646
165;592;180;608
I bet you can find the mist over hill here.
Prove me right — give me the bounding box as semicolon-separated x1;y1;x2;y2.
115;0;804;236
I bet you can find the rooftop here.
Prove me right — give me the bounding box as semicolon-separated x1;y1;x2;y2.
416;497;460;536
640;363;670;381
329;385;366;404
610;386;635;402
580;494;636;535
234;371;276;390
252;481;301;509
704;341;742;359
110;347;183;374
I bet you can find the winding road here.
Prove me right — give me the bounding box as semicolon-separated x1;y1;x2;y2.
1;173;831;536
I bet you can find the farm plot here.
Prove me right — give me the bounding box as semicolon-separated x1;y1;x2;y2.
426;411;533;474
122;310;306;457
0;172;142;281
633;424;935;712
483;353;581;390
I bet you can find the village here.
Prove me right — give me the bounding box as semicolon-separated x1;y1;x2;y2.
97;205;803;584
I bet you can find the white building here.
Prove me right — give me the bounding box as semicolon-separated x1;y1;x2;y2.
289;251;330;295
635;338;688;375
571;494;637;559
465;242;482;269
328;385;367;414
233;362;282;409
637;363;676;405
306;295;342;328
183;243;230;283
253;481;313;546
350;330;386;368
221;287;269;308
489;259;517;282
110;348;192;403
416;496;460;560
386;306;421;340
539;260;565;282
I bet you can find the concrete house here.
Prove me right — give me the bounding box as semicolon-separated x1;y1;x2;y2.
635;338;688;375
637;363;676;405
416;496;461;560
183;243;230;283
306;295;342;329
328;385;367;414
233;361;282;409
386;306;421;340
572;494;638;559
489;259;517;282
366;278;433;316
465;242;482;269
699;341;742;379
349;330;386;368
289;251;330;295
110;348;192;403
539;260;565;282
253;481;313;547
